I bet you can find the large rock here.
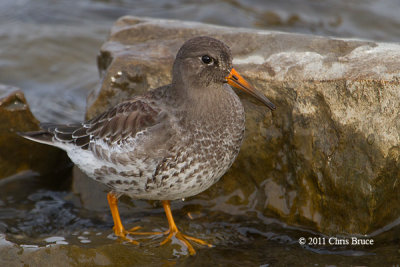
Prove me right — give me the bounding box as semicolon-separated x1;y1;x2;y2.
0;85;70;178
87;16;400;235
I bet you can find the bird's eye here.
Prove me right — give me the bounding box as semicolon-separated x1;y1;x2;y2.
201;55;213;65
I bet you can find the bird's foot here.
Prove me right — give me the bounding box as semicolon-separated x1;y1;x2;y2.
113;225;165;244
159;200;213;255
126;225;164;236
160;228;213;256
112;225;140;245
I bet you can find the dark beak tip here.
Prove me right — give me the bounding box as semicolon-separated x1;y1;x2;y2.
266;102;276;111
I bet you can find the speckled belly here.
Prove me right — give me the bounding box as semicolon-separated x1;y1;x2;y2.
147;135;243;200
77;123;244;200
72;90;246;200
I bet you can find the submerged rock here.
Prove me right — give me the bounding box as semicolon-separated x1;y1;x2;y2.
88;16;400;235
0;85;70;178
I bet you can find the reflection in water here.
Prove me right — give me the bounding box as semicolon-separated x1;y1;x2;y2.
0;171;398;265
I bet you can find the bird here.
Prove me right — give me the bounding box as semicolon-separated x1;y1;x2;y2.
20;36;276;255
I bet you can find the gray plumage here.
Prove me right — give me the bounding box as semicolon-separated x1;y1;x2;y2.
20;36;273;200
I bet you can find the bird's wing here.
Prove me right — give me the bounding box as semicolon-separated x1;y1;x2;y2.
20;98;168;153
54;99;164;149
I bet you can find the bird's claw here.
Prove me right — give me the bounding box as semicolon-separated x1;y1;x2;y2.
160;229;212;256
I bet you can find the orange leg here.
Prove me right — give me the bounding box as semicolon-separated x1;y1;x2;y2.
160;200;213;255
107;193;162;244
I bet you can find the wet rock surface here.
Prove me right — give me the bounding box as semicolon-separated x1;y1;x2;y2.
2;167;400;265
89;16;400;235
2;232;400;266
0;84;70;179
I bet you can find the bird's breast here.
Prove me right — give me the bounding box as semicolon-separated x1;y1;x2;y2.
141;91;246;200
77;88;246;200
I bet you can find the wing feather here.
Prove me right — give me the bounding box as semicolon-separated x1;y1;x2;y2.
37;99;162;150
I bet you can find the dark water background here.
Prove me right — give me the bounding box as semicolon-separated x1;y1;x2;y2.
1;0;400;265
1;0;400;124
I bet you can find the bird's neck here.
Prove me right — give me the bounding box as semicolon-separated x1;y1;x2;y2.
151;82;244;127
181;84;243;127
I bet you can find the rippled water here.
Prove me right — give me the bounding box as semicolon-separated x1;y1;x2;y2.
3;170;400;265
1;0;400;123
1;0;400;265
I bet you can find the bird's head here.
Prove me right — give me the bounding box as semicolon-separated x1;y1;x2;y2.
172;36;275;110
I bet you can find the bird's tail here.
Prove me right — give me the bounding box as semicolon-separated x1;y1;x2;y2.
18;123;79;148
18;130;55;146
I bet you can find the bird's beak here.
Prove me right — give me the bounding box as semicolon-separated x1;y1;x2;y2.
226;68;276;110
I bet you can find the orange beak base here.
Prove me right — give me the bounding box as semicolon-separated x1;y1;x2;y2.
226;68;276;110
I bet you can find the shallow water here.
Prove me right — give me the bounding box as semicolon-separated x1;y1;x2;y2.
1;0;400;265
1;170;400;265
